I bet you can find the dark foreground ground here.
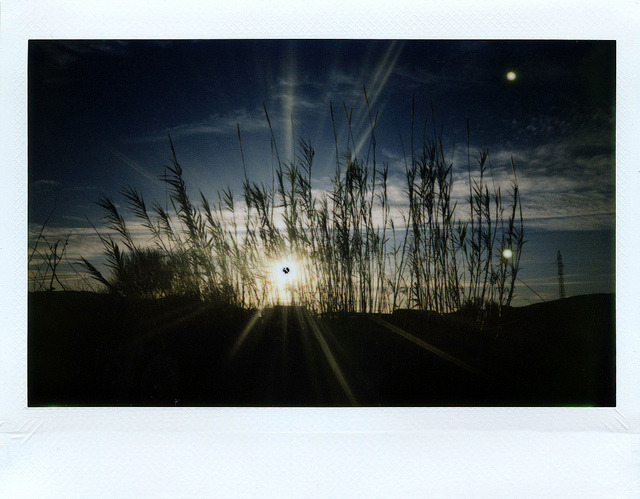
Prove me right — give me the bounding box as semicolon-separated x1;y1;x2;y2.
28;292;615;406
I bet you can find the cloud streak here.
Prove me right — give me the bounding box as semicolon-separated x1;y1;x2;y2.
134;108;272;143
108;147;162;185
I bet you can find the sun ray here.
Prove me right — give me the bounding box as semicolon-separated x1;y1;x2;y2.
281;305;289;361
128;301;208;347
352;41;404;159
294;305;323;401
282;45;297;162
280;305;289;385
370;316;493;381
302;307;358;406
228;306;267;360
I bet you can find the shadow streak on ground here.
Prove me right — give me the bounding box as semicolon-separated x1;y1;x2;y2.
28;292;615;407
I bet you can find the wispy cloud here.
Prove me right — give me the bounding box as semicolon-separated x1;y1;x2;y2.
33;179;63;188
30;179;99;194
134;108;271;142
393;65;446;87
271;93;326;112
374;128;614;232
274;69;361;100
108;147;162;185
36;40;130;70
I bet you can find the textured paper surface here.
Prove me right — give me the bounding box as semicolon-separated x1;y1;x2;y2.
1;0;639;496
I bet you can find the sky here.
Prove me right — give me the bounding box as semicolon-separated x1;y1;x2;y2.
28;39;615;304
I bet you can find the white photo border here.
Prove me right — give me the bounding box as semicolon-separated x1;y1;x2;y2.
1;0;639;496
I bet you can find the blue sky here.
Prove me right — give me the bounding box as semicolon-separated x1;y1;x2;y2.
28;39;615;303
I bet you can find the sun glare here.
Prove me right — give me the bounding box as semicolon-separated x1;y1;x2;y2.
271;257;300;302
502;248;513;259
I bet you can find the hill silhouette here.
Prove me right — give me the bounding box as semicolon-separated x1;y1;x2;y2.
28;292;614;406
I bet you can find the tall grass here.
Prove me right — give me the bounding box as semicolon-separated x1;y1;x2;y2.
80;94;524;317
28;203;98;292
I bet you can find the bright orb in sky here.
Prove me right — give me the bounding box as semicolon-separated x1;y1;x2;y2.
506;71;517;81
502;248;513;259
272;257;300;297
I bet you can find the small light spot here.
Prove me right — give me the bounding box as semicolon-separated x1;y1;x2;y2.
506;71;517;81
502;248;513;259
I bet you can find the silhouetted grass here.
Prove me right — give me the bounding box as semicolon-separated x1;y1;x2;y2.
79;93;524;318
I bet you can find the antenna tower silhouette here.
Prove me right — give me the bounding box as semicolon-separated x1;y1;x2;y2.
556;250;566;299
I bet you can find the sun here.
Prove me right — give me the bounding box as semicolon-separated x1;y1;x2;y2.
502;248;513;259
506;71;517;81
271;257;300;301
